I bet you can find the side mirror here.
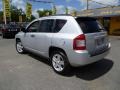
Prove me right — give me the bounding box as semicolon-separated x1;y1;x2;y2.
21;28;26;33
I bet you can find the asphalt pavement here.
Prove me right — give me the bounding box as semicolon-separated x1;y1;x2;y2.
0;36;120;90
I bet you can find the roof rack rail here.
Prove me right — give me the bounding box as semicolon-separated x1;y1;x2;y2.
39;14;72;18
52;14;72;16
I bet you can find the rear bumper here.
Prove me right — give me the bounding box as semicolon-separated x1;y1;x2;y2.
68;43;111;67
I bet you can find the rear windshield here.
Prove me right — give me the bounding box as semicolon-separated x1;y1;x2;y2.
76;18;105;34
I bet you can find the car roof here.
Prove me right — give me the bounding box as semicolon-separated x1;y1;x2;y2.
29;15;97;27
34;15;96;20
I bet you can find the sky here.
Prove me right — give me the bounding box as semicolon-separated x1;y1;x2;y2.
0;0;120;17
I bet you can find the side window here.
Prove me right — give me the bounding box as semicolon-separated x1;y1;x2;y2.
27;21;39;32
53;19;67;32
39;19;54;32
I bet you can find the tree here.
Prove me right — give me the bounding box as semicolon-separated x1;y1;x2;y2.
53;5;57;15
10;5;25;22
37;10;52;17
0;5;36;23
71;10;77;16
65;7;68;14
0;11;3;23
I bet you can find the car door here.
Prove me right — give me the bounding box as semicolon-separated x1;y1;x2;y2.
23;21;40;50
34;19;54;56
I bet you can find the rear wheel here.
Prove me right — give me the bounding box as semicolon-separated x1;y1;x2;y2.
16;40;25;54
50;51;71;74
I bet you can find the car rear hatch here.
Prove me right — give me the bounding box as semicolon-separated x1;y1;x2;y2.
76;17;109;56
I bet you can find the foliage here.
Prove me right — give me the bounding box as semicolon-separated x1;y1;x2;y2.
0;5;36;23
0;11;3;23
65;7;68;14
71;10;77;16
53;5;57;15
10;5;25;22
0;5;54;23
37;9;52;17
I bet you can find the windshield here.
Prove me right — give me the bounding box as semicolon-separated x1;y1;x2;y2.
76;18;105;34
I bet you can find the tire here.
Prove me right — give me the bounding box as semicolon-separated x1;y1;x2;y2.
16;40;25;54
50;51;71;74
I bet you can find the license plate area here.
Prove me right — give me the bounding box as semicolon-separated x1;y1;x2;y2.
95;37;104;46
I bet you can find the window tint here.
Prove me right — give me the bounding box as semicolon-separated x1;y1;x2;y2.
39;19;54;32
76;18;105;34
27;21;39;32
53;19;67;32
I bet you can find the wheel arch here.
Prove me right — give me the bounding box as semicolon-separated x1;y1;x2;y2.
16;38;21;42
49;46;67;57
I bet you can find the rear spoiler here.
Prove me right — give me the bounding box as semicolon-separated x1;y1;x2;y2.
75;17;97;21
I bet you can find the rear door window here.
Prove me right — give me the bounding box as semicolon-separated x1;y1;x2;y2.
53;19;67;33
76;18;105;34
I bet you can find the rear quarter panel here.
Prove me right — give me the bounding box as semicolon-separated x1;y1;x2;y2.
51;17;83;64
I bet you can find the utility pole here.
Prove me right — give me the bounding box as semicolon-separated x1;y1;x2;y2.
51;3;56;15
87;0;89;10
87;0;92;10
50;2;56;15
118;0;120;6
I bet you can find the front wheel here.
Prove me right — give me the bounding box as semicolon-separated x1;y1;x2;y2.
50;51;71;74
16;40;25;54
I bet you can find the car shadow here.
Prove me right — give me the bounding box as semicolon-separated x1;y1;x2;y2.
28;53;51;66
69;59;114;81
0;36;15;39
27;53;113;81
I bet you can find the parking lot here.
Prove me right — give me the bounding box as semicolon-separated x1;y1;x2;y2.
0;36;120;90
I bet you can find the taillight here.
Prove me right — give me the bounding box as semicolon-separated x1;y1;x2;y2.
73;34;86;50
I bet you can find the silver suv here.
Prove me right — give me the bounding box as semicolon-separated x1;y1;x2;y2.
15;15;111;74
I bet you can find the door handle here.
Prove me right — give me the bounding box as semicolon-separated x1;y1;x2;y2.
31;34;35;37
